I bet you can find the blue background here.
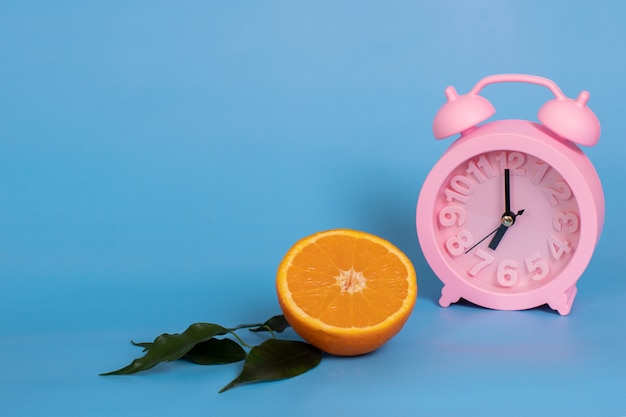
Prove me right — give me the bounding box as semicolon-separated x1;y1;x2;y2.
2;1;625;416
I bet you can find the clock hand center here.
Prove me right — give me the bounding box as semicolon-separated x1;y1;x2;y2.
502;214;515;227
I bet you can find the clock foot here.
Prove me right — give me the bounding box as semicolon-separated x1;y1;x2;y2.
548;284;578;316
439;285;461;308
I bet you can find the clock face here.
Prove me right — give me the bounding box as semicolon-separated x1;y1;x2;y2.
434;150;581;293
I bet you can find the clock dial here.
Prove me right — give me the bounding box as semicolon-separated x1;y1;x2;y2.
434;150;581;293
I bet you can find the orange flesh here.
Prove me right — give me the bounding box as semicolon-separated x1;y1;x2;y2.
286;235;409;328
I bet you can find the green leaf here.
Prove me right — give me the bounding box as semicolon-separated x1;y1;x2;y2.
183;338;246;365
248;315;291;333
219;339;321;393
101;323;229;375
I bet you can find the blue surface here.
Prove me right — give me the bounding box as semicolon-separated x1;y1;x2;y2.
2;1;625;416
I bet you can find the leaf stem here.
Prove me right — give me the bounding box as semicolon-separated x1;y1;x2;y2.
227;330;254;349
265;326;276;339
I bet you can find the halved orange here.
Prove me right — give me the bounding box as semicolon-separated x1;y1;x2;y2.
276;229;417;356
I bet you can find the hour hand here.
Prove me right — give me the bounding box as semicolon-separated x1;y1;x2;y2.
488;224;508;250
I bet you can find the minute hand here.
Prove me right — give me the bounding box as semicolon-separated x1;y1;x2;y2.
504;168;511;215
489;168;523;250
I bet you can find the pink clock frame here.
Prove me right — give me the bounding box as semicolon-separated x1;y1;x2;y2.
416;74;605;315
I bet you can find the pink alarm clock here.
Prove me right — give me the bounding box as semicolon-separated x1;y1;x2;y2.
416;74;604;315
